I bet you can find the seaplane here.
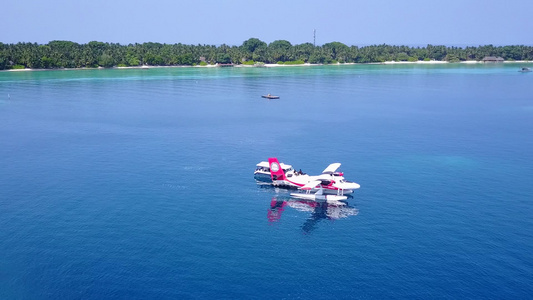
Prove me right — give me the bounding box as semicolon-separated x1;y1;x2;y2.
254;157;360;195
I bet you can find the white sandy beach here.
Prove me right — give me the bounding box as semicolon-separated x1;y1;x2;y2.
381;60;448;64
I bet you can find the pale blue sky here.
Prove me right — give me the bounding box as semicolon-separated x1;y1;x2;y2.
3;0;532;46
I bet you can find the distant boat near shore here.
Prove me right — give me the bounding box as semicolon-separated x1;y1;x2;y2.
519;67;531;72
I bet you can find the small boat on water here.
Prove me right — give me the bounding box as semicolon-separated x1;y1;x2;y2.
254;160;296;182
519;67;531;72
262;94;280;99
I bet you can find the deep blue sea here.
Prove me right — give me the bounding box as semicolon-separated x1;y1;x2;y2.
1;63;532;299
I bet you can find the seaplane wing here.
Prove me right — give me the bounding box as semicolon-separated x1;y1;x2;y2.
300;180;322;190
322;163;341;174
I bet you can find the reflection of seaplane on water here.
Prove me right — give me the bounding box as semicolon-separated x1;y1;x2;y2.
268;197;359;233
254;157;360;198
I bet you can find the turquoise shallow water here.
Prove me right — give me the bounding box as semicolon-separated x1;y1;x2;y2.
1;64;532;299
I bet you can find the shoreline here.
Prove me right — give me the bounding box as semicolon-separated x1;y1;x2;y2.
4;60;532;72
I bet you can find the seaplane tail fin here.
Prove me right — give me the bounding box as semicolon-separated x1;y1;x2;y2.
268;157;286;181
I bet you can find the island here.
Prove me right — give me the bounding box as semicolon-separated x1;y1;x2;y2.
1;38;532;70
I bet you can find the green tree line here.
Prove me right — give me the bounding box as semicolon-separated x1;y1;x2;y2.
1;38;532;70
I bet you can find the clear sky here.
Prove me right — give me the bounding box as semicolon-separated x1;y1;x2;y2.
3;0;532;46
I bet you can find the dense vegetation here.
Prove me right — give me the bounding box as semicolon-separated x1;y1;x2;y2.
1;38;532;69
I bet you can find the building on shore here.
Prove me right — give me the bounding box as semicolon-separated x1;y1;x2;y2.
482;56;504;63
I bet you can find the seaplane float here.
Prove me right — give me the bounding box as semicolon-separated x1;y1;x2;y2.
254;157;360;200
290;180;348;203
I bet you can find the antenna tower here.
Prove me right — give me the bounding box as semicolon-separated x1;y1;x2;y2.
313;29;316;46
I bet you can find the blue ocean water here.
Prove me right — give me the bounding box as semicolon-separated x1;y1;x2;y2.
0;64;532;299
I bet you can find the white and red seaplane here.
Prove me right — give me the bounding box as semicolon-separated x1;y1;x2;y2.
254;157;360;196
